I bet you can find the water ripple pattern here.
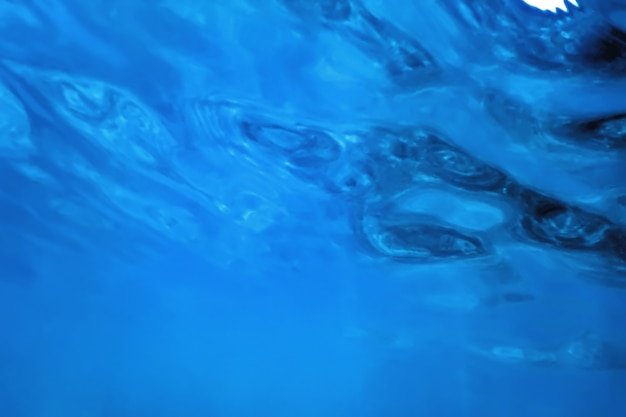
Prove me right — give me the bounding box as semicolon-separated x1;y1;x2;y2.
0;0;625;416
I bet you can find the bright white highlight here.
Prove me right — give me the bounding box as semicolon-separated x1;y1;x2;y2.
521;0;579;12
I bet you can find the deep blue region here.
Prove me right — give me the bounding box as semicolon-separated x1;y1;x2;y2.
1;0;626;416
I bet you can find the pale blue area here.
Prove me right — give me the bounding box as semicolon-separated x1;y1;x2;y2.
0;1;625;416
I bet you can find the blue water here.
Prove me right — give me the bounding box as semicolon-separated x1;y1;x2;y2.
1;0;626;416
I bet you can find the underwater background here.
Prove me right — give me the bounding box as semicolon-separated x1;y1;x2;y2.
1;0;626;416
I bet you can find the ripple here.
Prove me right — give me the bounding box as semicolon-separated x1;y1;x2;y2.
443;0;626;75
1;62;179;171
388;188;506;231
360;214;489;262
323;157;375;198
550;112;626;151
518;190;614;250
240;121;341;169
0;4;625;405
283;0;438;87
186;99;344;187
424;134;508;192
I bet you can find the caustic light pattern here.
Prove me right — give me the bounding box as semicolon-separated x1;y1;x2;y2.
0;0;626;416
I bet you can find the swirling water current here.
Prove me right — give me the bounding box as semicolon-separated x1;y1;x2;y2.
1;0;626;416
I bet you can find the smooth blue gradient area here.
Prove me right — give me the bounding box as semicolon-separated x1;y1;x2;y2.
0;1;626;416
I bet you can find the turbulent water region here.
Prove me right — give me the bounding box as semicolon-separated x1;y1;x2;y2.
1;0;626;416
